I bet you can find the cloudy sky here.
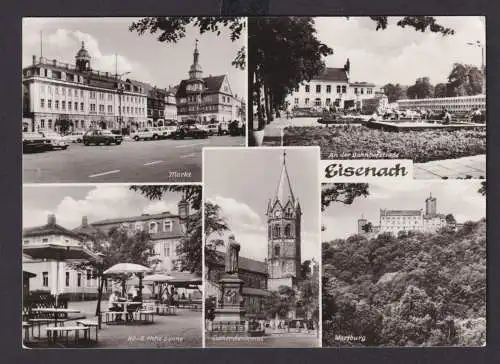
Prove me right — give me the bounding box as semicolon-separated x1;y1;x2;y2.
322;180;486;241
22;17;247;99
23;185;184;229
204;147;321;262
314;16;485;86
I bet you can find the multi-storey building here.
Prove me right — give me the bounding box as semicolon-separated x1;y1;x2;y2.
397;95;486;114
22;42;148;133
175;41;244;124
22;214;99;298
74;199;192;272
358;193;449;236
285;59;384;111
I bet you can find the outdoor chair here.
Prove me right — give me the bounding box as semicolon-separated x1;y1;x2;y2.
45;326;91;346
76;320;99;342
133;308;155;323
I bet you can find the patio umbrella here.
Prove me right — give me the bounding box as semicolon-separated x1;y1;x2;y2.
144;273;174;299
23;243;100;306
103;263;151;298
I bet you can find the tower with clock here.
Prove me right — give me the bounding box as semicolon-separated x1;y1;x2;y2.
266;150;302;291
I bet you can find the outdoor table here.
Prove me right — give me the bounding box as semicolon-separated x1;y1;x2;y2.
112;301;142;322
31;308;81;340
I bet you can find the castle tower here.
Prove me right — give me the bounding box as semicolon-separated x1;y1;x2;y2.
266;150;302;291
357;214;368;234
75;41;91;72
425;193;437;216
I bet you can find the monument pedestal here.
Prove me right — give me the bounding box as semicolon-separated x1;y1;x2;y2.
213;274;246;322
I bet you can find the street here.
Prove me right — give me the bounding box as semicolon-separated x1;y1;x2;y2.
23;135;245;183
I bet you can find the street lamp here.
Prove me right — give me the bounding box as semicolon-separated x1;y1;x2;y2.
116;71;131;132
466;41;485;94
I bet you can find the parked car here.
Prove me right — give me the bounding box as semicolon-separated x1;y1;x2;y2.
22;132;50;153
83;129;122;146
171;125;209;139
39;131;68;150
195;124;209;133
131;128;155;141
159;125;178;139
206;123;219;135
63;131;85;143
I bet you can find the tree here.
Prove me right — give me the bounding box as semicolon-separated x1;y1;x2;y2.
369;16;454;35
204;202;230;276
447;63;484;97
478;181;486;196
322;183;369;211
301;260;312;278
129;17;246;70
129;185;201;210
382;83;405;103
362;222;373;233
434;83;448;98
407;77;434;99
445;214;456;225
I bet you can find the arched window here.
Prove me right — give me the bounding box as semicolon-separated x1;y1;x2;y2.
149;221;157;233
284;224;291;237
274;245;280;256
273;225;281;239
268;225;272;239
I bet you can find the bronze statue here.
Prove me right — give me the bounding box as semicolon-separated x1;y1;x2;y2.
225;234;240;274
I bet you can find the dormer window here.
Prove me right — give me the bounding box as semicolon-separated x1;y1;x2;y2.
163;220;173;232
135;222;143;231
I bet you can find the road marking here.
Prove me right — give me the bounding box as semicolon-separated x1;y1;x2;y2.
88;170;120;178
180;153;198;158
144;160;163;166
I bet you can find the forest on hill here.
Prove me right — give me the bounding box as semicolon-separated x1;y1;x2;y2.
322;219;486;347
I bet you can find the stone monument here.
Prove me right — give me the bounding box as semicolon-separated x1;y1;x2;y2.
213;234;246;323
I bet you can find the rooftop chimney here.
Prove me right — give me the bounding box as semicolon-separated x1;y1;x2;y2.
32;55;36;65
82;216;88;227
47;214;56;226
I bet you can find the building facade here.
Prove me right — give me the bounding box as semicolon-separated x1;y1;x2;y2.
397;95;486;114
22;42;148;133
358;193;449;236
285;59;384;111
175;41;244;123
22;214;99;298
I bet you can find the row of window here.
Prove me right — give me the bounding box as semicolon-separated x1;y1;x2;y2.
38;119;101;130
41;270;95;288
39;85;146;104
268;224;293;240
382;216;421;220
120;220;173;234
39;98;145;116
295;97;339;107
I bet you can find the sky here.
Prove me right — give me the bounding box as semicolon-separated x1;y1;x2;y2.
204;147;321;263
22;17;247;99
322;180;486;241
23;185;184;229
314;16;486;86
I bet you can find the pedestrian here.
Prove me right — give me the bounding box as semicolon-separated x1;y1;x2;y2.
217;123;222;136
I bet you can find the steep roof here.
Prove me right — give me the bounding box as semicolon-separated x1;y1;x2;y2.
314;67;349;83
175;75;226;98
90;212;178;226
273;150;296;208
381;209;422;217
23;223;84;240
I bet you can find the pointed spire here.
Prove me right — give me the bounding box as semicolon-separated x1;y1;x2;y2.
274;149;295;206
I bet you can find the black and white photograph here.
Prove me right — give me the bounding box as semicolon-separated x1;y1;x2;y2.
203;147;321;347
248;17;486;179
22;17;247;183
321;181;486;347
22;185;203;348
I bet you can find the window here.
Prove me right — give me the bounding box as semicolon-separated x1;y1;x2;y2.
65;272;70;286
273;225;281;238
86;270;92;281
360;88;364;95
342;86;347;93
326;85;331;93
61;101;66;110
47;100;52;109
336;85;341;93
42;272;48;287
163;220;172;232
90;104;96;112
77;273;81;287
99;104;104;113
304;98;309;106
68;102;72;111
40;99;45;108
55;87;59;95
354;87;358;94
294;98;299;105
80;103;84;112
326;98;331;105
62;88;66;96
99;92;104;100
40;120;45;128
305;85;310;93
55;100;59;110
74;102;78;110
314;98;321;106
107;105;112;114
74;120;78;129
316;85;321;93
284;224;291;237
48;120;52;129
274;245;280;256
90;91;96;99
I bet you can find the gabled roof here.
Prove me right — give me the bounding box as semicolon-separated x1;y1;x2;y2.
23;223;84;240
313;67;349;83
175;75;227;98
381;209;422;217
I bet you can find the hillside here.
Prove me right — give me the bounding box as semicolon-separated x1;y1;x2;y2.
322;219;486;347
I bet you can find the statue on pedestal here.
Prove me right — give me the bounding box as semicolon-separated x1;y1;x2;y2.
225;234;240;275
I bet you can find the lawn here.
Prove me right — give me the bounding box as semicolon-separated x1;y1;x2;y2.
283;125;486;163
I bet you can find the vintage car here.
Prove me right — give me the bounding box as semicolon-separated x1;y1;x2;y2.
83;129;122;146
130;128;162;141
63;131;85;143
158;125;178;139
170;125;209;140
39;131;69;150
22;132;50;153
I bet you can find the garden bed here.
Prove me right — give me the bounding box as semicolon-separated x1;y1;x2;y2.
283;125;486;163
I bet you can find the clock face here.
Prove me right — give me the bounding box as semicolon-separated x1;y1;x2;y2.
275;210;282;218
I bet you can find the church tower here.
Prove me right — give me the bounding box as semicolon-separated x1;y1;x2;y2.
425;193;437;216
75;41;91;72
185;40;205;121
188;39;203;80
266;150;302;291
